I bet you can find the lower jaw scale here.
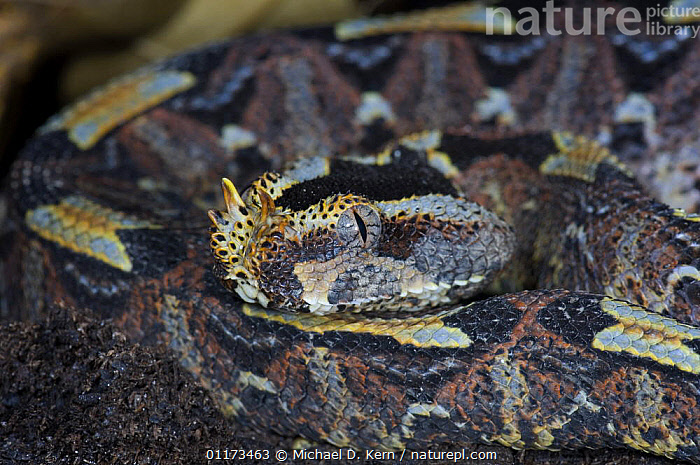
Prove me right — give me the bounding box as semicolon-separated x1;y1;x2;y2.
236;282;259;303
307;300;333;315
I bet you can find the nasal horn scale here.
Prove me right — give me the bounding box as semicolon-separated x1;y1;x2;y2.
207;178;260;302
221;177;245;214
207;177;251;234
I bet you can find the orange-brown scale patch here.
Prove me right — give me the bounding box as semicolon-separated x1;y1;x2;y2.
508;35;625;136
383;33;487;134
118;108;237;205
457;154;550;291
377;214;487;263
589;366;700;456
274;345;338;436
241;37;362;161
376;217;425;260
434;292;615;449
254;234;307;309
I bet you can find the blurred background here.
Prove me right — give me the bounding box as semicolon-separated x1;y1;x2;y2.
0;0;379;178
2;0;698;209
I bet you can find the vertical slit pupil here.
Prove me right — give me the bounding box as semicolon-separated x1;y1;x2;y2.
353;210;368;244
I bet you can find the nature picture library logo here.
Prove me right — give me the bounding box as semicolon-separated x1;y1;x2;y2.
486;1;700;37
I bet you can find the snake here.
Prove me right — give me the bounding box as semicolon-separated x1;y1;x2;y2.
4;4;700;463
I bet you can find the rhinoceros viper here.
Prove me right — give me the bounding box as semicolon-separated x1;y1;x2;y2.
5;4;700;463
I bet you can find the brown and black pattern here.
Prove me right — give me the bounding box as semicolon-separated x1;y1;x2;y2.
4;3;700;463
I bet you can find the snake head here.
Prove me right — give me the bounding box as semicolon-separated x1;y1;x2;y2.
209;157;516;314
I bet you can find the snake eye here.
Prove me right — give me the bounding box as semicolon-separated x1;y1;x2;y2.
353;210;367;243
337;204;381;248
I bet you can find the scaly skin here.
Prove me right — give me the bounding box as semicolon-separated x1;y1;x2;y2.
4;14;700;463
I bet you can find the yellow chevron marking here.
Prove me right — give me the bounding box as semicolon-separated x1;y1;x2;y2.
399;130;443;151
592;298;700;374
427;150;460;178
335;3;513;40
621;370;684;457
672;208;700;222
241;304;472;348
26;195;156;271
540;133;631;182
42;70;195;149
355;92;396;125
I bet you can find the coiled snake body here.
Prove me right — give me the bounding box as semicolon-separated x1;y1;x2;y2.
5;11;700;463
